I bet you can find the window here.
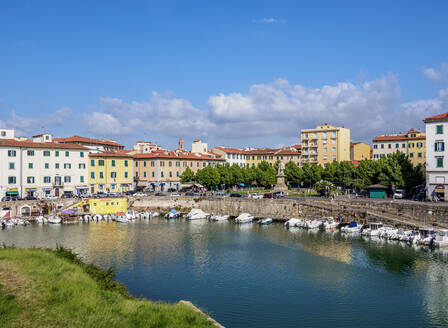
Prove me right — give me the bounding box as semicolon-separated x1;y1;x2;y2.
402;143;406;148
64;163;72;169
183;161;186;167
144;161;147;167
55;151;59;157
43;151;50;156
151;161;155;167
143;172;147;178
136;161;138;167
112;160;116;167
169;161;172;167
437;157;444;168
99;160;104;166
65;151;69;157
8;176;16;184
152;171;155;177
418;153;422;158
27;150;34;156
9;162;15;169
160;161;165;167
8;150;16;157
332;155;336;160
91;172;95;179
203;162;206;167
80;176;84;183
43;176;51;183
190;161;193;167
435;141;445;152
323;132;327;139
381;144;384;149
45;135;49;140
45;163;49;169
409;153;414;158
79;163;86;169
125;160;128;167
332;131;336;138
64;176;71;183
323;155;327;160
90;159;95;167
169;172;172;177
27;176;35;184
373;145;378;149
417;142;423;148
176;171;179;177
161;171;164;177
323;148;327;153
124;172;128;178
437;125;443;134
80;152;84;158
332;147;336;152
28;163;33;169
99;172;104;179
176;161;180;167
0;131;5;136
55;163;59;169
197;162;200;167
111;172;117;178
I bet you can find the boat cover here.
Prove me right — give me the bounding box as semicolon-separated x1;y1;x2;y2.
348;221;357;228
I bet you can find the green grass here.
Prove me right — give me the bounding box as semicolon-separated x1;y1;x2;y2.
0;246;216;328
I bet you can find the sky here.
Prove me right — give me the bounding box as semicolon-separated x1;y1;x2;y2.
1;0;448;150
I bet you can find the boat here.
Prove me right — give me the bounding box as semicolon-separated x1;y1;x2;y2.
413;228;436;246
434;230;448;247
258;218;273;225
284;218;303;228
185;208;209;220
115;216;129;223
48;216;62;224
306;219;322;230
165;209;180;219
36;216;46;224
209;214;230;221
342;221;362;233
235;213;254;223
152;212;160;217
361;222;383;236
84;214;92;222
323;217;339;230
125;210;136;220
93;214;103;222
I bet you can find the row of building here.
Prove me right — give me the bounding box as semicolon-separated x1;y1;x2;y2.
0;112;447;199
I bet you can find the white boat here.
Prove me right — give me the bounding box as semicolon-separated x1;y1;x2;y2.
103;214;112;221
152;212;160;217
186;209;209;220
323;217;339;230
361;222;383;236
284;218;303;228
258;218;273;225
48;216;62;224
115;216;129;223
93;214;103;222
210;214;230;221
235;213;254;224
342;221;362;233
84;214;92;222
125;210;136;220
306;219;322;230
36;216;46;224
434;230;448;247
413;228;436;246
142;211;152;220
165;210;180;219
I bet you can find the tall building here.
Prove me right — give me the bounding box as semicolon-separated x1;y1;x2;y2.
300;124;350;166
372;128;426;166
424;113;448;200
0;133;88;198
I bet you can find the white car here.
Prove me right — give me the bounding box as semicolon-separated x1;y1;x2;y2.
134;192;146;197
248;193;263;199
170;193;181;197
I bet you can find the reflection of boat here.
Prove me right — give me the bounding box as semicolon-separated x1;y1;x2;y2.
434;230;448;247
210;214;230;221
185;209;209;220
235;213;254;223
258;218;273;225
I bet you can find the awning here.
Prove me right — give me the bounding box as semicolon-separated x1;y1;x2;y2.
6;191;19;196
25;188;36;191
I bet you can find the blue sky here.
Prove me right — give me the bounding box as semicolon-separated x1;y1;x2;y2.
1;0;448;149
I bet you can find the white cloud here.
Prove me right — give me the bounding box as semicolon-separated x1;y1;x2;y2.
253;18;287;24
422;63;448;83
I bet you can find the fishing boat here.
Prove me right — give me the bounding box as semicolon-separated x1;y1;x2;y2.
125;210;136;220
165;209;180;219
258;218;273;225
361;222;383;236
413;228;436;246
115;215;129;223
185;209;209;220
235;213;254;224
323;217;339;230
341;221;362;233
434;230;448;247
93;214;103;222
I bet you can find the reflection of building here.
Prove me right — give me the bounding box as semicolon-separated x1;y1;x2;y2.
88;152;134;194
0;132;88;198
300;124;350;166
89;197;128;214
425;113;448;200
372;128;426;166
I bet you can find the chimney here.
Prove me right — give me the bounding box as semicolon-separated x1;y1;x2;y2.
179;138;184;150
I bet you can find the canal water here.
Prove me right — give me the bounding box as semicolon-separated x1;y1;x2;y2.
1;218;448;328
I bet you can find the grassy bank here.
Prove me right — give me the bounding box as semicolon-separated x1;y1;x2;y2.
0;246;216;328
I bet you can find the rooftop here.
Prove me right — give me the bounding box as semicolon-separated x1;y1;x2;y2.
0;139;87;150
424;112;448;122
54;136;124;148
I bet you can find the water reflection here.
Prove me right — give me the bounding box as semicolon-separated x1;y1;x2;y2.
2;219;448;328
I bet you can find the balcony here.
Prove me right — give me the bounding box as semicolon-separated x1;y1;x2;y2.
53;178;64;187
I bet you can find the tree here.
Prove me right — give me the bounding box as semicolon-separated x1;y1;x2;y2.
284;161;303;185
257;161;276;188
180;167;195;183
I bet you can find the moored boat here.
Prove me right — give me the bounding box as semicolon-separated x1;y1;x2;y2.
235;213;254;224
258;218;273;225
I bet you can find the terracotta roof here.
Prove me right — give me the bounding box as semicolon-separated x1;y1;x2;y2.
0;139;87;150
373;134;426;142
424;112;448;122
213;147;247;154
134;150;225;161
89;151;134;158
54;136;124;148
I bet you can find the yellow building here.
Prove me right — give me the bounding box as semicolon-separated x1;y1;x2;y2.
88;152;134;194
245;146;301;167
350;142;371;161
406;129;426;166
88;197;128;214
301;124;350;166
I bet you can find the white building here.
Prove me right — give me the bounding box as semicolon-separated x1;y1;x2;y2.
53;135;124;153
0;133;88;199
212;147;247;167
424;112;448;200
192;139;208;154
0;129;15;139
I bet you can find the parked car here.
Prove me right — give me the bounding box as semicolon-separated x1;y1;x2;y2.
393;189;406;199
1;196;12;202
272;191;284;198
215;192;227;197
170;192;181;197
155;192;167;196
248;193;263;199
24;195;37;200
62;193;74;199
185;192;196;196
230;193;243;198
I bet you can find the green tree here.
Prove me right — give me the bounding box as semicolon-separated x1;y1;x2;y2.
284;161;303;184
180;167;195;183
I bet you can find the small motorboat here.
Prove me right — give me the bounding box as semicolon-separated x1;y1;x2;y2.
413;228;436;246
210;214;230;221
48;216;62;224
235;213;254;224
93;214;103;222
125;210;136;220
342;221;362;233
258;218;273;225
115;216;129;223
36;216;46;224
434;230;448;247
323;218;339;230
306;220;322;230
284;218;303;228
185;209;209;220
165;209;180;219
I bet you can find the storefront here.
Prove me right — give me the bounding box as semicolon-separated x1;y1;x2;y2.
5;188;19;197
76;185;88;196
434;184;446;201
42;188;52;197
25;188;37;197
121;184;130;192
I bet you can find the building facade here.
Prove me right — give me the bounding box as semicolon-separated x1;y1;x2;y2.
245;147;301;167
300;124;350;166
212;147;247;167
0;134;88;198
54;136;124;153
372;129;426;166
424;113;448;200
134;150;225;190
350;142;371;161
88;152;134;194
